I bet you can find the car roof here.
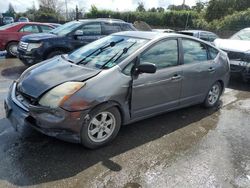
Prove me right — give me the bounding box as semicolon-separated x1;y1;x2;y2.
113;31;197;40
179;30;214;34
76;18;127;23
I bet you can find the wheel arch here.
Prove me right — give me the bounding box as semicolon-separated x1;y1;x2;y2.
5;40;19;49
88;100;125;125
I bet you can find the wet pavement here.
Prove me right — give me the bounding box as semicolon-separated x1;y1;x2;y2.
0;57;250;188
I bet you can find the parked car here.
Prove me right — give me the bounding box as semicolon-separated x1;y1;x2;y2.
152;29;174;33
3;16;14;25
0;22;55;57
214;28;250;82
18;17;29;22
5;31;230;148
178;30;218;43
17;19;136;66
46;23;61;28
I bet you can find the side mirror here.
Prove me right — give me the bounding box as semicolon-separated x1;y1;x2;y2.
135;63;157;74
74;30;83;36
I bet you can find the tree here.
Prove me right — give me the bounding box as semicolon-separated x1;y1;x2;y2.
148;7;157;12
5;3;16;17
156;7;165;13
136;2;146;12
192;1;205;13
204;0;235;22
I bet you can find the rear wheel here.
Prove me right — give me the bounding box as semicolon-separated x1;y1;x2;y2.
203;82;222;108
81;107;121;149
6;42;18;57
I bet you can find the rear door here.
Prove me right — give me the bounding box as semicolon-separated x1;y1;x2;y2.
101;22;122;35
131;38;182;119
179;38;217;106
18;24;40;38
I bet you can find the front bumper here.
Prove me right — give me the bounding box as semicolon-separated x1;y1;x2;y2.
4;82;87;143
230;60;250;79
17;48;43;65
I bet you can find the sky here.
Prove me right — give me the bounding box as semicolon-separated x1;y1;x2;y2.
0;0;199;13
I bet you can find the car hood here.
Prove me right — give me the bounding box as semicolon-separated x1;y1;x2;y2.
21;33;58;42
17;56;101;99
214;38;250;52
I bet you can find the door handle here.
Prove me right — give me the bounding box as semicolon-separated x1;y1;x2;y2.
171;74;182;81
208;67;215;73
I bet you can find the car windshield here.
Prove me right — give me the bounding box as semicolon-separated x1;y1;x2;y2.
67;35;148;69
231;29;250;40
49;21;82;36
4;17;13;21
0;23;19;30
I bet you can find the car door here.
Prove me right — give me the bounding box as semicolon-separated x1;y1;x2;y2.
131;39;182;119
180;38;216;106
102;22;122;35
71;22;104;48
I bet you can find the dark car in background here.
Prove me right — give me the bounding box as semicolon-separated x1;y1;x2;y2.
178;30;218;43
0;22;55;57
5;31;230;148
17;18;136;66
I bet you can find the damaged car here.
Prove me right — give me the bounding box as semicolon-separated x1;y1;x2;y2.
5;31;230;149
214;28;250;82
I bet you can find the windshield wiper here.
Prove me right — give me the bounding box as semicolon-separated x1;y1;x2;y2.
61;54;75;63
76;39;124;65
100;41;137;69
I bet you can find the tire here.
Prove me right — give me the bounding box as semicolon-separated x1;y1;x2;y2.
47;50;64;59
203;81;222;108
6;42;18;57
81;106;121;149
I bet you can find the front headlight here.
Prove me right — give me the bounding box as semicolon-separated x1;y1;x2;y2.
39;82;85;108
27;43;42;52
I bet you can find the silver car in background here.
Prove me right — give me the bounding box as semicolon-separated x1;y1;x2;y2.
5;31;230;149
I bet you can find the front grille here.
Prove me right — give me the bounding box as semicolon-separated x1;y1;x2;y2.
19;41;28;50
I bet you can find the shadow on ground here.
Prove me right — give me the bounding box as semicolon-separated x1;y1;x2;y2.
0;104;218;186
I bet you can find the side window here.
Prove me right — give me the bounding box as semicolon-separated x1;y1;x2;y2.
208;34;218;42
121;24;134;31
182;39;208;64
140;39;178;69
200;32;209;41
208;46;219;59
19;25;39;33
80;23;101;35
103;23;121;35
40;25;53;33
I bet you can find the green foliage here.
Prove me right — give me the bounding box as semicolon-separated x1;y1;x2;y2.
136;2;146;12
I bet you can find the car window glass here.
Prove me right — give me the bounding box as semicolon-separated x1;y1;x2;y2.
208;46;219;59
140;39;178;69
208;34;218;42
80;23;101;35
182;39;208;64
40;25;53;33
200;32;209;41
19;25;39;33
121;24;134;31
103;23;121;34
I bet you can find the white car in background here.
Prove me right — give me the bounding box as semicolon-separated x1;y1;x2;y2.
214;28;250;82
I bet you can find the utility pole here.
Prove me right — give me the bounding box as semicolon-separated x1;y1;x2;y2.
182;0;186;9
65;0;68;21
76;5;79;21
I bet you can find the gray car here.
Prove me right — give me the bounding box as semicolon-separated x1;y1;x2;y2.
5;31;230;148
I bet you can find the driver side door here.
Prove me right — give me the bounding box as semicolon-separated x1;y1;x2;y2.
131;39;183;119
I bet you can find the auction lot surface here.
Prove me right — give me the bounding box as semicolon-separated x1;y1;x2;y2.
0;57;250;188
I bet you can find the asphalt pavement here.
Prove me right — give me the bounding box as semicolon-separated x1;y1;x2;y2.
0;57;250;188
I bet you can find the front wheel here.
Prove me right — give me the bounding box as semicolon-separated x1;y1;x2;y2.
6;42;18;57
203;82;222;108
81;107;121;149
